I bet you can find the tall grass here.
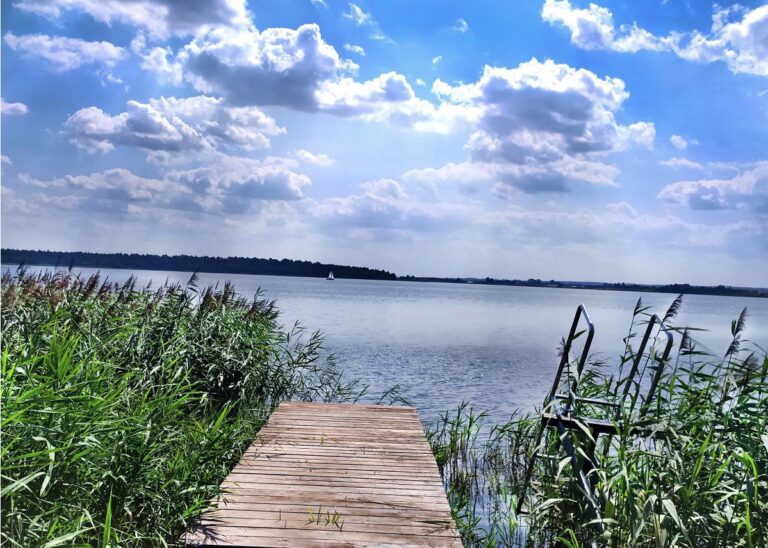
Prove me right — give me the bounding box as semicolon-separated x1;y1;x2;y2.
429;297;768;547
1;267;365;546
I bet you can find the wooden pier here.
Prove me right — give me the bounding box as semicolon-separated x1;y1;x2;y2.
186;401;461;547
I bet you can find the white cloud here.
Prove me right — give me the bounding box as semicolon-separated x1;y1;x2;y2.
1;98;29;115
670;134;700;150
453;18;469;33
658;161;768;211
432;55;442;66
426;59;653;193
1;155;12;166
479;204;763;249
311;178;472;234
661;157;704;170
310;0;328;7
542;0;768;78
670;135;687;150
343;43;366;56
344;3;371;26
66;95;284;155
176;24;351;110
13;0;251;39
342;2;390;41
404;158;619;194
403;162;497;185
3;32;127;72
673;5;768;77
130;35;183;83
542;0;669;53
169;24;444;129
624;122;656;149
18;155;310;216
415;78;426;86
308;174;763;248
294;149;335;166
660;157;742;173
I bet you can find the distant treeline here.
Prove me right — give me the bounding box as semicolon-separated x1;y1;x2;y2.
1;249;397;280
3;249;764;298
446;277;767;298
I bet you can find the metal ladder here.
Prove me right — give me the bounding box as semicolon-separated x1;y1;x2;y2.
516;304;674;520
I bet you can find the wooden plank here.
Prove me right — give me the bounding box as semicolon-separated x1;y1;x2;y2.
200;503;451;519
227;470;442;483
206;493;452;510
187;402;460;547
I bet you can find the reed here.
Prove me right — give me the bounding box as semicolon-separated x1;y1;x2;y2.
429;297;768;547
1;267;364;546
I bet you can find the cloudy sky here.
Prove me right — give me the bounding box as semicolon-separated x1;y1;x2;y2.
2;0;767;285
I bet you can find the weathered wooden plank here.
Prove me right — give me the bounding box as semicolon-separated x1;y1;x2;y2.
227;470;442;483
196;514;456;534
207;493;452;510
238;463;437;476
200;504;451;519
186;402;459;547
188;526;460;545
207;490;452;511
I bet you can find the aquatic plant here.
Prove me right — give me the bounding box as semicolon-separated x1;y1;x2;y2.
1;267;364;546
429;297;768;547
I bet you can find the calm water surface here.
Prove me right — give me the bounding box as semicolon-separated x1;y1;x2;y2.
6;266;767;424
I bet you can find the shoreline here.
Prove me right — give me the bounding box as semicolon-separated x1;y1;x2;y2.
3;258;765;299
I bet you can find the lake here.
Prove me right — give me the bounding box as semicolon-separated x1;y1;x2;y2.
4;265;767;425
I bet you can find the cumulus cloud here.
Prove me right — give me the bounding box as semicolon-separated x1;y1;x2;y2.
542;0;669;52
434;60;649;157
658;162;768;212
542;0;768;77
4;32;127;72
13;0;251;39
1;155;12;166
18;155;310;216
165;24;443;128
453;18;469;33
422;59;652;193
176;24;351;110
66;95;284;155
1;98;29;115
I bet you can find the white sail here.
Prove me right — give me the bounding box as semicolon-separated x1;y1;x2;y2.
327;270;335;280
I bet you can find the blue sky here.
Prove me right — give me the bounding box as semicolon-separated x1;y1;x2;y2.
2;0;767;285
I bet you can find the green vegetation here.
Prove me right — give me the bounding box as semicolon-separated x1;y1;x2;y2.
3;267;766;548
429;298;768;546
1;267;365;546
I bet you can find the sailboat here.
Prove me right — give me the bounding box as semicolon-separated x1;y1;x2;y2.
327;270;335;281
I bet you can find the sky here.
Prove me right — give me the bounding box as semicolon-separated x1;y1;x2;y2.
1;0;767;285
